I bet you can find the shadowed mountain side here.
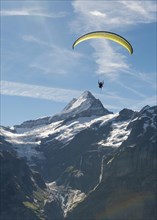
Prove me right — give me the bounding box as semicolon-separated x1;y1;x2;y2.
0;149;66;220
0;91;156;220
66;107;157;220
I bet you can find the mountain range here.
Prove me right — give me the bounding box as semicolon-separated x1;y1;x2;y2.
0;91;156;220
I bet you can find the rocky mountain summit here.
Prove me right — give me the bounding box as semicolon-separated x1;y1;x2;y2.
14;91;112;132
0;91;156;220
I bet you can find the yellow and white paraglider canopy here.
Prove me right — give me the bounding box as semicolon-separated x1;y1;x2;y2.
72;31;133;55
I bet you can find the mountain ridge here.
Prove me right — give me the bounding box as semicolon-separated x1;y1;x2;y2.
13;91;112;132
0;91;156;220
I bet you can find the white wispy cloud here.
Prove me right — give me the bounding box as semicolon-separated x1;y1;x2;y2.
97;90;156;112
0;81;119;110
0;8;67;18
132;95;157;110
72;1;156;31
0;81;82;103
22;35;85;75
124;69;156;89
115;81;147;99
91;40;129;77
121;1;156;22
90;11;106;18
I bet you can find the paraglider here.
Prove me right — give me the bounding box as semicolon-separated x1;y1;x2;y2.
72;31;133;90
98;80;104;89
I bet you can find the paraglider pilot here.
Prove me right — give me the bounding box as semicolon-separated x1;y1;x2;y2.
98;80;104;89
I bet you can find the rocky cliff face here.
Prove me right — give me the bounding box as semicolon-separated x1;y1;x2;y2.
66;106;157;220
0;150;47;220
0;91;156;220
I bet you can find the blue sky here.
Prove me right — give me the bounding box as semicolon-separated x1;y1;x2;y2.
0;0;156;126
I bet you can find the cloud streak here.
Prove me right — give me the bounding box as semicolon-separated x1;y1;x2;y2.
21;35;85;75
0;81;83;103
91;40;129;76
72;1;156;31
0;8;67;18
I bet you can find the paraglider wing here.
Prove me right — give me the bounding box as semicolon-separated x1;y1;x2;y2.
72;31;133;54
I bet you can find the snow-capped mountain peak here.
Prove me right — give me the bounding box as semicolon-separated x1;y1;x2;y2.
63;91;95;112
78;90;95;100
10;91;112;133
46;91;113;124
62;91;94;112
